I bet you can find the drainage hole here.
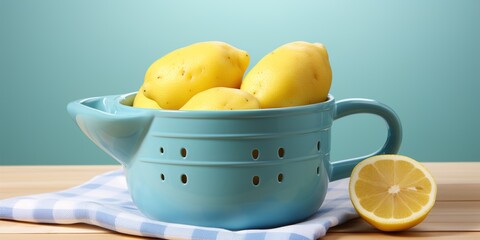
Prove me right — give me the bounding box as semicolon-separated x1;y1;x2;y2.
277;173;284;183
181;174;188;184
251;149;259;160
316;166;320;176
252;176;260;186
160;173;165;181
278;147;285;158
160;147;164;154
316;141;321;151
180;148;187;158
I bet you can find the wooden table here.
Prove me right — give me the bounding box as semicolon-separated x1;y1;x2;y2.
0;163;479;239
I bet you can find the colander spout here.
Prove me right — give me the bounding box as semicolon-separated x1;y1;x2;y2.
67;95;153;167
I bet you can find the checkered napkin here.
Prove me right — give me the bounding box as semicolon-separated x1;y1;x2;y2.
0;168;358;240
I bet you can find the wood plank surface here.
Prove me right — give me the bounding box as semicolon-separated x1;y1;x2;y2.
0;163;479;239
0;165;121;199
328;162;480;238
323;232;480;240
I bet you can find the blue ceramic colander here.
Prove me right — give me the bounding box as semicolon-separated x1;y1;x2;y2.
67;92;402;230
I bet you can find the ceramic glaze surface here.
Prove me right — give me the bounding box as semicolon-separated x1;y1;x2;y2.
67;92;402;229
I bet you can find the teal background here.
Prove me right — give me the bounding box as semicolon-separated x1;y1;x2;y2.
1;0;479;165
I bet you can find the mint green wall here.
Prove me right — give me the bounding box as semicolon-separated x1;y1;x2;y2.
1;0;479;165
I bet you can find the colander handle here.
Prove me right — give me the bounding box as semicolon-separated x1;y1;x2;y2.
327;98;402;181
67;95;153;167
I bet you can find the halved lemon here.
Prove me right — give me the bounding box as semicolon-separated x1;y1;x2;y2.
349;154;437;231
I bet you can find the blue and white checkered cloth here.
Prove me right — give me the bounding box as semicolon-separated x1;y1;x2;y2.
0;168;358;240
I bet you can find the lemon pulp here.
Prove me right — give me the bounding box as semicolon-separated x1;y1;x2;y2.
349;155;437;232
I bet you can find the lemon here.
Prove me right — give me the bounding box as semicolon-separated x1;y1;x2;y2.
240;41;332;108
132;85;161;109
180;87;260;110
349;154;437;232
143;41;250;110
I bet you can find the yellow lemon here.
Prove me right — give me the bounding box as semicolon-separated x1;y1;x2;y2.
240;41;332;108
180;87;260;110
349;154;437;232
132;85;161;109
143;41;250;110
